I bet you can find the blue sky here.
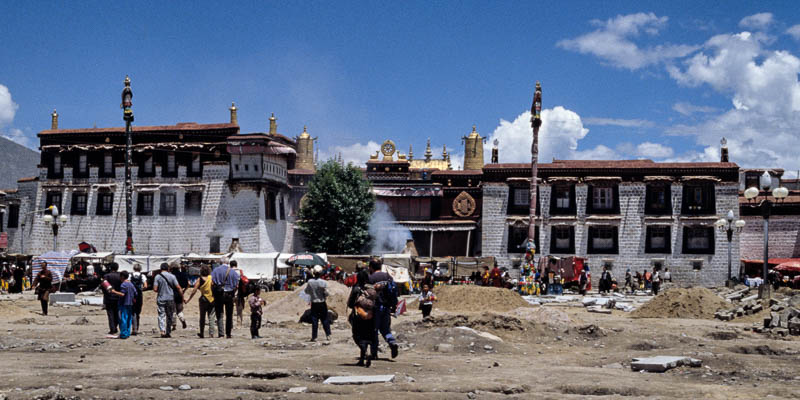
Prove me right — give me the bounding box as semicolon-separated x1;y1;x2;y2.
1;1;800;173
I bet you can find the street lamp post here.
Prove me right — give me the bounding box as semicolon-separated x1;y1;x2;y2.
42;206;68;251
715;209;745;286
743;171;788;299
121;76;134;254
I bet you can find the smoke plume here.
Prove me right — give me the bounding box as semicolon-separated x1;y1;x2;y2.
368;201;412;255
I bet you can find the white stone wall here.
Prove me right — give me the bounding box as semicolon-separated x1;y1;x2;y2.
740;215;800;260
16;163;295;255
482;181;741;287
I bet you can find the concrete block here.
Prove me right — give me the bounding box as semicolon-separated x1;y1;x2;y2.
631;356;702;373
49;292;76;304
324;375;395;385
769;312;781;328
751;304;762;313
587;306;612;314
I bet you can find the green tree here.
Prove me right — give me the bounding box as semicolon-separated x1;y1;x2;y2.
297;160;375;254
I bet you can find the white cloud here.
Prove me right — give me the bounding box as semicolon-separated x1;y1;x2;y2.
739;13;773;30
571;145;620;160
672;102;719;116
634;142;674;158
787;24;800;41
483;106;592;163
0;84;18;126
1;128;35;148
583;117;654;128
557;12;698;70
318;140;381;167
666;29;800;169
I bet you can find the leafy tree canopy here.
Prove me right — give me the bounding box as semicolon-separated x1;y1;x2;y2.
297;160;375;254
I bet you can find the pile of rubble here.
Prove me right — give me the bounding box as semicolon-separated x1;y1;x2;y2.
752;298;800;336
713;287;762;321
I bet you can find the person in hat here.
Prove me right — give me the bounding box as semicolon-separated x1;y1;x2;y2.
305;265;331;341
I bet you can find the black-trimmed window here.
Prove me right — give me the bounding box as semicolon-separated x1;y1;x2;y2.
71;192;88;215
7;204;19;228
682;183;715;215
507;186;539;215
550;225;575;254
100;153;114;178
47;153;63;179
744;173;760;190
74;153;89;178
184;191;202;216
162;152;177;178
645;225;671;253
550;184;576;215
266;192;277;220
645;184;672;215
159;192;177;216
587;225;619;254
508;225;539;254
96;192;114;216
683;226;715;254
586;185;619;214
139;153;155;178
45;191;62;213
137;193;154;216
187;153;202;177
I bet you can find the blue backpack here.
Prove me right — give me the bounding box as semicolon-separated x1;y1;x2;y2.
376;279;398;309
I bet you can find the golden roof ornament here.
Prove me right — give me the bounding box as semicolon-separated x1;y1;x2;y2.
424;138;432;161
299;125;310;139
229;102;238;124
269;113;277;135
408;144;413;160
468;125;480;138
51;109;58;130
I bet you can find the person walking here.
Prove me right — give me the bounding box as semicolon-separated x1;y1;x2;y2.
10;264;25;294
418;284;436;318
249;286;265;339
305;265;332;342
212;260;240;338
624;269;634;294
347;269;377;367
130;264;147;336
153;263;182;338
102;263;122;334
33;262;53;316
170;264;188;331
185;265;217;338
110;271;137;339
578;268;588;296
368;259;399;359
652;268;662;296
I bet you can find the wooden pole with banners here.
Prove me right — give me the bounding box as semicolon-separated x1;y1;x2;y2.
529;82;542;248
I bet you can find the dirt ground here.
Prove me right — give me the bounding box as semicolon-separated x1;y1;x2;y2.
0;287;799;400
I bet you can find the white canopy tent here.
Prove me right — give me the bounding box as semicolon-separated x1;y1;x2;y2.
114;255;182;273
229;252;279;280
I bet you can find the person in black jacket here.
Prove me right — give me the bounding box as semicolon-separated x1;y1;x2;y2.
103;263;122;335
368;259;399;360
347;269;375;367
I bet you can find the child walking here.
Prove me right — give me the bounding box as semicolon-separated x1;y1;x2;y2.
248;286;265;339
418;284;436;318
111;271;138;339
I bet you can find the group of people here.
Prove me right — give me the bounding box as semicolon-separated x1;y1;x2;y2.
1;262;29;294
621;267;671;295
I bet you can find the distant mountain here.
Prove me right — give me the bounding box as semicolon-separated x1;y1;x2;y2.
0;136;39;189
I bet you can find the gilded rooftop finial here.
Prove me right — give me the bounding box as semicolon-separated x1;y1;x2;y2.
269;113;277;135
51;109;59;130
229;102;238;124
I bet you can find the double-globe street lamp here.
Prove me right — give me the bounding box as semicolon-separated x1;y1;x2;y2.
41;205;68;252
743;171;789;298
715;209;745;286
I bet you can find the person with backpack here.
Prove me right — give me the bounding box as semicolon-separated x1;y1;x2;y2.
109;271;137;339
305;265;332;342
368;258;399;359
102;263;122;334
347;269;377;367
130;264;147;336
153;263;183;338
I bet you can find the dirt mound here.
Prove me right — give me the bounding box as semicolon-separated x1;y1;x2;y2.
630;287;729;319
264;280;350;322
0;301;34;318
433;285;532;313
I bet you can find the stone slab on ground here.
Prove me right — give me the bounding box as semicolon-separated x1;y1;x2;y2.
324;375;395;385
49;292;75;304
587;306;612;314
631;356;702;373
